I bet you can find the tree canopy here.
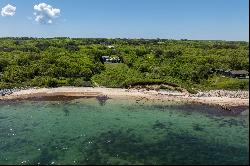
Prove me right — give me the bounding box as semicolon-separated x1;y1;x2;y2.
0;38;249;91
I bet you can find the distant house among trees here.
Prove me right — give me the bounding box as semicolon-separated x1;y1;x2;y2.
227;70;249;78
208;68;225;74
102;56;110;62
209;68;249;79
102;56;121;63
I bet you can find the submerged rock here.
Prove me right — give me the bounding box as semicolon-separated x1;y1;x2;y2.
96;95;110;106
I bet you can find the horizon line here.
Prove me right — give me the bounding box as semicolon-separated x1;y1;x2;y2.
0;36;248;42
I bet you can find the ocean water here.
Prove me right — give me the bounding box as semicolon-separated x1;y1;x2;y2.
0;97;249;165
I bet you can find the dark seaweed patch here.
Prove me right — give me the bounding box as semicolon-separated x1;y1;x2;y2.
150;105;167;111
152;120;173;130
78;130;249;165
32;148;58;165
32;122;40;127
152;120;167;130
0;136;33;152
192;123;204;131
218;119;248;128
63;108;69;116
0;116;8;120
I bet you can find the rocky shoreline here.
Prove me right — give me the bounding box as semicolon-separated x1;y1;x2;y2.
0;87;31;96
189;90;249;99
0;87;249;112
1;87;248;99
0;88;19;96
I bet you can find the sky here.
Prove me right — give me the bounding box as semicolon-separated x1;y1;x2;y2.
0;0;249;41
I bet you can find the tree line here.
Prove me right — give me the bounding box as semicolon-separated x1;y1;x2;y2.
0;38;249;92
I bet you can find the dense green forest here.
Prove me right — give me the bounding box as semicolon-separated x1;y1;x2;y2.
0;37;249;92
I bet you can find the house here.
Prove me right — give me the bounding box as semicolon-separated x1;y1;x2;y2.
101;56;121;63
224;70;231;76
108;57;121;63
101;56;110;62
214;68;225;74
209;68;249;79
228;70;249;78
208;68;225;74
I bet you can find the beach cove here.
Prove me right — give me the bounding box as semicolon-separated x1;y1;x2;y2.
1;87;249;113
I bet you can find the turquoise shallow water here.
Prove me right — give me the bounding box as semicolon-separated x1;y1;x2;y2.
0;97;249;165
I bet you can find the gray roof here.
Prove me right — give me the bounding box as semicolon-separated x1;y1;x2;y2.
230;70;249;75
102;56;110;58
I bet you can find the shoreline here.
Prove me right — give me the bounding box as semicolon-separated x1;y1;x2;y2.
0;87;249;109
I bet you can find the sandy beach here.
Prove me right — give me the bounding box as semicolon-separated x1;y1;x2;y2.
0;87;249;109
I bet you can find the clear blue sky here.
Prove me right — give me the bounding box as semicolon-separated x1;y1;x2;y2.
0;0;249;41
